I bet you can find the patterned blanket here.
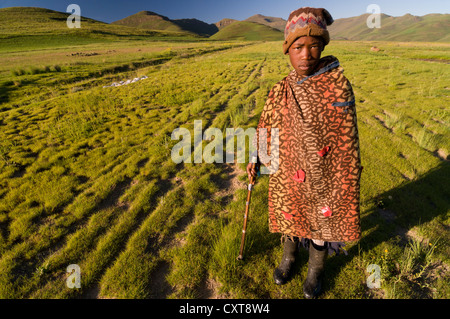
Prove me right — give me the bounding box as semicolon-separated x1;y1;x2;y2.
254;55;362;242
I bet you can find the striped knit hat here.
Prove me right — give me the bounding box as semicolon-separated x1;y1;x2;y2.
283;7;334;54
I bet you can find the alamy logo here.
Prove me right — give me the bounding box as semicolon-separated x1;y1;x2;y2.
366;264;381;288
66;264;81;289
366;4;381;29
67;4;81;29
170;120;279;174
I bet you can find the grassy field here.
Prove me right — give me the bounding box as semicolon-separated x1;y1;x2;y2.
0;35;449;299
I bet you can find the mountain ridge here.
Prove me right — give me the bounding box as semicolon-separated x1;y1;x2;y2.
328;13;450;42
0;7;197;40
1;7;449;42
244;14;286;31
111;10;218;36
112;10;450;42
209;21;283;41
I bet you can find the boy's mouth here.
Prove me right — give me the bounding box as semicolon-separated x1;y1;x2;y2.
298;63;315;71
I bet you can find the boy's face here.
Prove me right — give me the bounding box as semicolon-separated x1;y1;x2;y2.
288;36;324;76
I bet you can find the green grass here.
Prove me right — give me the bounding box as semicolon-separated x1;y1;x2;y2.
0;34;448;299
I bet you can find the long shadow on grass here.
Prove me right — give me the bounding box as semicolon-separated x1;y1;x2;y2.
323;161;450;297
0;82;9;105
0;78;39;110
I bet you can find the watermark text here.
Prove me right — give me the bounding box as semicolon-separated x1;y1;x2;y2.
66;264;81;288
170;120;279;174
366;4;381;29
67;4;81;28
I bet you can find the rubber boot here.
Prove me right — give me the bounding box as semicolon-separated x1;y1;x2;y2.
303;241;327;299
273;237;298;285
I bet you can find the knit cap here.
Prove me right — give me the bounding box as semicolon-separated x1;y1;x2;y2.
283;7;334;54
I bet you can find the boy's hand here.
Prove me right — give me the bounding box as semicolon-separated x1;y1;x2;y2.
246;162;260;184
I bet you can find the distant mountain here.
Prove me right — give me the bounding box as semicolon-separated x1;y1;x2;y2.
112;11;218;36
209;21;283;41
218;12;449;42
244;14;286;31
2;7;449;43
112;11;184;32
0;7;195;40
215;18;237;30
328;13;450;42
109;10;450;42
174;18;218;36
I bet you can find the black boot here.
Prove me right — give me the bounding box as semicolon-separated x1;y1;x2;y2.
273;236;298;285
303;241;327;299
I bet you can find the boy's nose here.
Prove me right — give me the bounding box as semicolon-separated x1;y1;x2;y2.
300;47;312;60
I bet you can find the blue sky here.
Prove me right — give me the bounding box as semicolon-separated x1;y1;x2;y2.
0;0;449;23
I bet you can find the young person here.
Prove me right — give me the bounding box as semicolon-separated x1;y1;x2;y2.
247;7;362;298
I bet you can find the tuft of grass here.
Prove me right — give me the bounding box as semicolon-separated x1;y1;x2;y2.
397;238;439;280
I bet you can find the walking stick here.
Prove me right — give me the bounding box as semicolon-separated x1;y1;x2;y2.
237;163;257;261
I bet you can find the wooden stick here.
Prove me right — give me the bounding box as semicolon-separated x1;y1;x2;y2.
237;164;256;261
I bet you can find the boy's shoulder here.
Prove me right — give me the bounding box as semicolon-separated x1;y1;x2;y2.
268;76;289;94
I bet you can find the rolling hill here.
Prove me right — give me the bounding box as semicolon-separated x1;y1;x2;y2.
0;6;197;49
209;21;284;41
111;11;284;41
328;13;450;42
173;18;218;36
111;10;186;32
215;18;238;30
111;11;218;36
244;14;286;31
